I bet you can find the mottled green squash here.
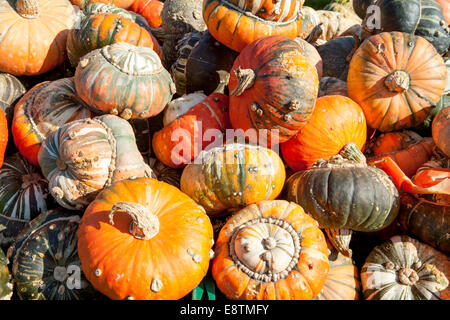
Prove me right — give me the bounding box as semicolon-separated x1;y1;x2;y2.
7;209;101;300
317;36;356;80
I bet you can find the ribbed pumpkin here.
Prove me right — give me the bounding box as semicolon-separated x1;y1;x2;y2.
71;0;135;9
318;77;348;97
314;240;360;300
284;144;400;256
281;95;367;172
0;73;26;108
202;0;303;52
0;248;12;300
180;143;286;216
7;209;100;300
0;0;77;76
229;36;319;146
12;78;93;167
0;153;50;247
361;235;449;300
293;38;323;78
432;106;450;158
185;31;239;96
400;193;449;254
170;31;204;96
162;92;207;127
227;0;302;22
366;131;435;178
78;177;214;300
152;93;230;168
347;32;447;133
130;0;163;28
74;42;175;120
212;200;329;300
82;2;149;28
0;108;6;168
67;13;162;68
37;115;152;210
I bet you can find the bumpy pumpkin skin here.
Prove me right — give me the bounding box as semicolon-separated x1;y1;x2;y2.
130;0;163;28
212;200;329;300
284;155;400;232
0;248;12;300
78;177;214;300
202;0;303;52
229;36;319;146
281;95;367;172
38;115;152;210
361;235;449;300
0;0;77;76
12;78;93;167
67;13;162;68
366;131;435;178
400;193;449;254
0;108;7;168
348;32;447;133
152;93;230;169
314;241;360;300
0;153;51;248
432;106;450;158
74;42;174;120
8;209;100;300
180;144;286;216
293;38;323;78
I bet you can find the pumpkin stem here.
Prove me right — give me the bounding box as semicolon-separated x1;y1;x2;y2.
214;70;230;94
16;0;40;18
398;268;419;286
325;228;353;257
109;201;159;240
384;70;410;93
339;143;366;164
230;67;255;96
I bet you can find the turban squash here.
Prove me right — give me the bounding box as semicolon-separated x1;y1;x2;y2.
347;32;447;133
66;12;162;68
12;78;93;167
361;235;449;300
78;177;214;300
71;0;135;9
225;0;302;22
202;0;303;52
180;143;286;216
212;200;329;300
152;93;230;168
37;115;152;210
82;2;150;28
74;42;175;120
229;35;319;146
281;95;367;172
7;209;100;300
0;0;77;76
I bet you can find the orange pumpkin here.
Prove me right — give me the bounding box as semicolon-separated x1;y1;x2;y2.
202;0;303;52
366;131;435;178
0;108;7;168
78;177;214;300
435;0;450;24
432;106;450;158
152;93;230;168
347;32;447;132
71;0;136;9
212;200;329;300
0;0;77;76
281;95;367;172
229;35;319;146
130;0;163;28
226;0;302;22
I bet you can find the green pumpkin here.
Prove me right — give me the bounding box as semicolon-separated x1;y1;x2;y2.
317;36;356;80
372;0;422;34
0;247;12;300
400;193;449;254
361;235;449;300
352;0;377;19
0;153;51;249
7;209;101;300
83;2;149;29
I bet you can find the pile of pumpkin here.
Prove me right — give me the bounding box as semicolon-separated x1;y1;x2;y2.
0;0;448;301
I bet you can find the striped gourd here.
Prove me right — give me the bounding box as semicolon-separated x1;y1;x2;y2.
82;2;150;29
0;248;12;300
38;115;153;210
415;0;450;56
180;143;286;216
170;31;204;96
12;78;93;167
0;73;26;108
225;0;302;22
361;235;449;300
7;209;101;300
74;42;174;120
0;153;50;246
